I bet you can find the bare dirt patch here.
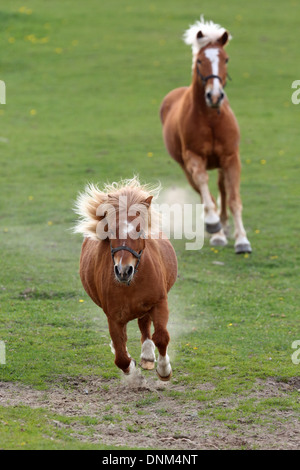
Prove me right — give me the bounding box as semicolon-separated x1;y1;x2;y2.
0;374;299;450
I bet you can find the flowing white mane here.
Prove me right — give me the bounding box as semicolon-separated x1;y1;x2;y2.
183;15;232;66
73;176;161;241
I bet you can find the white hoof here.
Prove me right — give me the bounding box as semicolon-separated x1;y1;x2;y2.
210;231;228;247
124;359;136;375
140;339;155;370
235;236;252;254
157;353;172;381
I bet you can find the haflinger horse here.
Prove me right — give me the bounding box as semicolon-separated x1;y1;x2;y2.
73;177;177;381
160;16;252;254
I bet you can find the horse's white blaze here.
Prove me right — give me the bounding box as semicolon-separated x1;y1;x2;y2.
141;339;155;362
204;48;220;95
157;352;171;378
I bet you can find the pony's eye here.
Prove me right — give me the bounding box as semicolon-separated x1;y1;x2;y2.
197;59;202;64
225;58;229;63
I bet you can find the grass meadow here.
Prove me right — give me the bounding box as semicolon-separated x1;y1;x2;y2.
0;0;299;450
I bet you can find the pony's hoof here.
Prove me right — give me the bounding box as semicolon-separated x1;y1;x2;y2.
124;359;136;374
210;233;228;246
156;369;172;381
206;221;222;234
139;359;155;370
235;243;252;254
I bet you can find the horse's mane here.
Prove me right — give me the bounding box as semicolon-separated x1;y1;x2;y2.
73;176;161;241
183;15;232;67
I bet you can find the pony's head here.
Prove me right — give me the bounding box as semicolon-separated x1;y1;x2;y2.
183;16;231;109
74;176;160;285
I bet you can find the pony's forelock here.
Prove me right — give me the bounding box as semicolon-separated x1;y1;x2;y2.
73;176;161;240
183;15;232;67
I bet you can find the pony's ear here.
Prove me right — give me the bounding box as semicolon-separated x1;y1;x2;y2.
143;196;153;207
197;30;204;39
218;31;229;46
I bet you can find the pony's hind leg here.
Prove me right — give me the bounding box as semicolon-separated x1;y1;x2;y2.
108;319;135;375
210;170;228;246
138;315;155;370
184;151;222;234
150;299;172;381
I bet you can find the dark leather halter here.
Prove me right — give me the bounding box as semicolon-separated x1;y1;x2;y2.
110;244;143;274
196;60;231;86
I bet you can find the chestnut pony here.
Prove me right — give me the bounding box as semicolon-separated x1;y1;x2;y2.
74;177;177;381
160;17;252;253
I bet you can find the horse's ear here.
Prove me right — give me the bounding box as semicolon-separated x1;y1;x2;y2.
218;31;229;46
143;196;153;207
197;31;204;39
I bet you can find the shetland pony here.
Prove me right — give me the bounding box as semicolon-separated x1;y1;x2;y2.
160;16;252;253
74;177;177;381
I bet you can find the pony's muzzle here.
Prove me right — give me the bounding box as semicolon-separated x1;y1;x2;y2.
114;263;134;284
205;89;225;108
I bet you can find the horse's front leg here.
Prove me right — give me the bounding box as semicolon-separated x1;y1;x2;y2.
223;156;252;254
150;299;172;381
138;314;155;370
184;150;222;234
107;319;135;375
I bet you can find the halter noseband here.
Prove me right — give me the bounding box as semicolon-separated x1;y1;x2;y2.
196;60;232;87
110;244;143;274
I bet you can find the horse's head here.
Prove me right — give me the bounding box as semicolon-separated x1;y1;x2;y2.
109;196;153;285
196;35;229;109
74;177;160;286
184;16;231;109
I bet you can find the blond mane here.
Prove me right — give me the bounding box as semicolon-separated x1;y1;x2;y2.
183;15;232;67
73;176;161;241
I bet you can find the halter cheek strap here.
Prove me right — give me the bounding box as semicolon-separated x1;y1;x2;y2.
110;244;143;274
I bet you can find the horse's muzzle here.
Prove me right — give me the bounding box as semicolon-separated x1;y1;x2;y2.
114;264;134;285
205;89;225;108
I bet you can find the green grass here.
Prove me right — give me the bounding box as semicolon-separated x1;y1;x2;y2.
0;0;299;449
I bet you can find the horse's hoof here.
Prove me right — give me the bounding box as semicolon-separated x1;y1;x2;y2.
156;369;172;381
124;359;136;374
139;359;155;371
235;243;252;254
206;221;222;234
210;233;228;246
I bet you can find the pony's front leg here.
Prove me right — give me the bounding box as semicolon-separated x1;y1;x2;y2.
150;299;172;381
223;158;252;254
107;319;135;375
138;314;155;370
184;150;222;234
